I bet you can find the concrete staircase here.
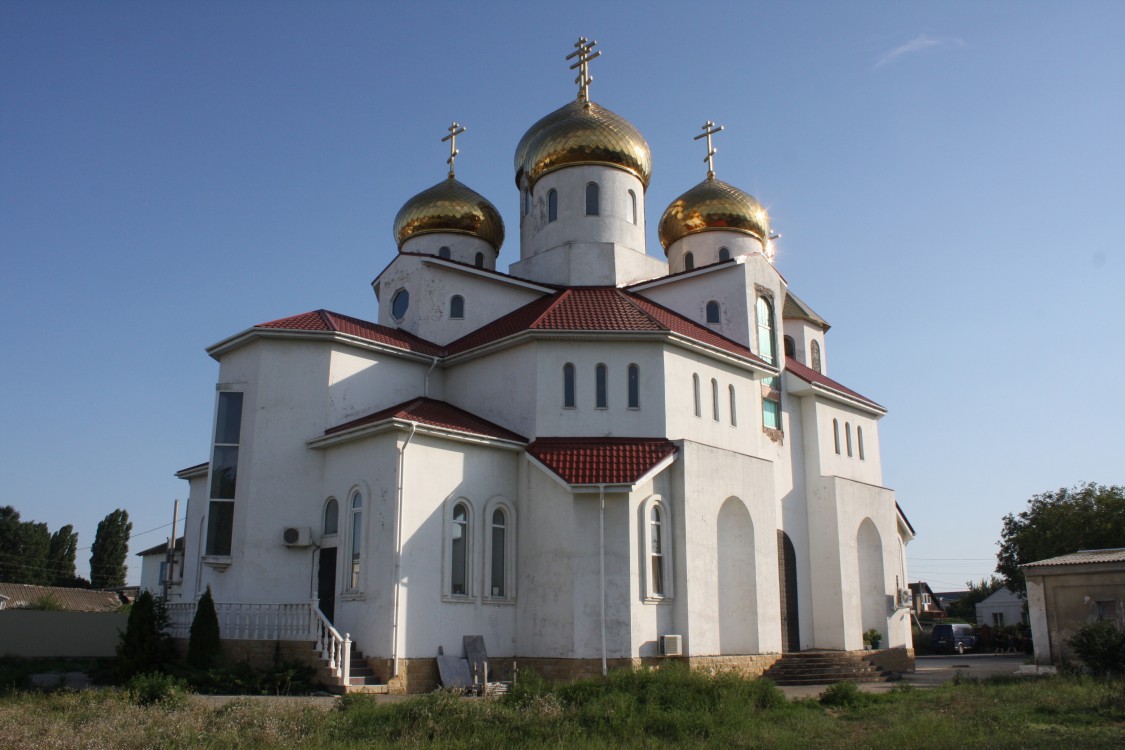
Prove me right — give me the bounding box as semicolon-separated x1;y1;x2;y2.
762;651;899;686
342;649;388;693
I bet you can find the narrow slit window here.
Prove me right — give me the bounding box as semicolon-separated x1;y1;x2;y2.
627;364;640;409
474;252;484;268
811;340;822;373
650;505;665;596
563;363;576;408
684;252;695;271
628;190;637;224
857;426;865;460
595;364;608;409
323;498;338;536
490;508;506;597
548;189;558;222
711;378;720;421
449;295;464;319
833;419;840;454
585;182;599;215
451;502;469;596
693;374;701;417
845;422;853;457
729;385;737;426
349;493;362;590
784;335;795;359
706;300;720;324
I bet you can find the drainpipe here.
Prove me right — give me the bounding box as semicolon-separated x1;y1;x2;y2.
599;483;607;677
423;356;438;398
391;421;418;678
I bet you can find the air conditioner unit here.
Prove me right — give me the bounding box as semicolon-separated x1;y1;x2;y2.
897;588;914;609
660;634;683;657
282;527;312;547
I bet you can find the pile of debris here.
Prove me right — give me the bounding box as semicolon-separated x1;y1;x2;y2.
436;635;513;696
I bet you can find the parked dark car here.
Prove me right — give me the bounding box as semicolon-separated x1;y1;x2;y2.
931;623;978;654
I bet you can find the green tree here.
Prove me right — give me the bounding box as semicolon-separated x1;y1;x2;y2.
187;586;223;669
0;506;51;585
116;590;174;681
90;508;131;589
997;483;1125;593
47;524;78;585
945;576;1005;621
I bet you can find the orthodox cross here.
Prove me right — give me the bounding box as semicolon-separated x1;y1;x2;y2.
567;37;600;103
442;121;466;178
693;120;724;179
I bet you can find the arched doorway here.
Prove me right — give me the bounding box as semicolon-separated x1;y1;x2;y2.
777;530;800;652
857;519;886;642
717;498;756;654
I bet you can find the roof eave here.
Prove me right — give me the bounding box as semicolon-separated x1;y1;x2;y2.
308;417;525;452
207;327;438;364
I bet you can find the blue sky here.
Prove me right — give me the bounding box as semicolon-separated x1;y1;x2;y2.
2;2;1122;588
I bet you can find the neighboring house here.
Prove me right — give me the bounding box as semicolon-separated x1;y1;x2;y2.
975;587;1026;629
0;583;122;612
136;537;184;595
168;40;916;692
910;582;944;618
1023;548;1125;667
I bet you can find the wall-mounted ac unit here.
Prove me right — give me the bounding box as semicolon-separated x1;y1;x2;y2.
282;527;312;547
897;588;914;609
660;634;683;657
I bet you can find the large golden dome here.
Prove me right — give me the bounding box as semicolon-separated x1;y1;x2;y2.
393;177;505;252
658;176;770;252
514;99;652;189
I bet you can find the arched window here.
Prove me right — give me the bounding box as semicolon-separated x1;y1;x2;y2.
729;385;737;426
692;373;701;417
811;340;822;373
548;189;558;222
323;498;338;536
348;492;363;590
585;182;599;215
857;426;865;460
684;252;695;271
649;504;665;597
450;502;469;596
719;247;730;261
833;419;840;454
711;378;720;421
706;300;721;324
595;364;608;409
391;289;409;321
563;363;576;408
784;335;796;359
490;508;506;598
449;295;464;319
438;245;451;259
628;190;637;224
627;364;640;409
474;252;484;268
845;422;853;457
756;296;775;364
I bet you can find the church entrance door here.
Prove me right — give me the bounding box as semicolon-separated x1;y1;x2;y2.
777;531;800;652
317;547;337;624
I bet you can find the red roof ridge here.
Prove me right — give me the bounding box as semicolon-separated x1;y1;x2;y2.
323;396;527;443
785;355;883;410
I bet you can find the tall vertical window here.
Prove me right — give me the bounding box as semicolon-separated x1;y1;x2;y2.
756;296;775;364
719;247;730;261
706;300;721;324
548;189;558;222
729;385;737;426
684;252;695;271
627;364;640;409
450;502;469;596
438;245;451;259
784;335;796;359
833;418;841;454
474;252;484;268
563;363;576;408
845;422;853;457
490;508;506;597
711;378;720;421
349;492;362;590
650;505;665;597
595;364;608;409
449;295;465;319
811;340;822;373
857;426;865;460
206;391;243;557
762;376;781;430
323;498;339;536
693;373;701;417
628;190;637;224
585;182;599;215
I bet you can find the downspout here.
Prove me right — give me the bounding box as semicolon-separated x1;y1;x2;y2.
391;421;418;678
423;356;438;398
599;483;607;677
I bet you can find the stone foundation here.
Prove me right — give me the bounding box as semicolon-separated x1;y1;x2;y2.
172;638;328;682
864;646;914;673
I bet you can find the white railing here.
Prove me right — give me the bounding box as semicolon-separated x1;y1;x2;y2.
163;599;351;686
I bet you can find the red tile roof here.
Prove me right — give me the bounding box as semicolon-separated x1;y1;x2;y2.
324;397;526;443
256;310;443;356
785;356;884;411
446;288;763;362
527;437;677;485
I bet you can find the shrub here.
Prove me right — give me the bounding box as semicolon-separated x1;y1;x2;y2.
125;671;187;707
26;593;64;611
115;591;174;681
1068;620;1125;676
187;586;222;669
863;628;882;648
820;681;866;707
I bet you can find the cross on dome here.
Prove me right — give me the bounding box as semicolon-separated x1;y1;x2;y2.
693;120;724;180
442;121;466;178
566;37;601;103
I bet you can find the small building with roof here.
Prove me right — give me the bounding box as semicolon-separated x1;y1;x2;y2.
1023;548;1125;666
167;39;915;692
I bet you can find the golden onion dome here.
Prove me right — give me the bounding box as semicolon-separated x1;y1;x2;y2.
514;99;652;189
393;177;505;252
658;176;770;252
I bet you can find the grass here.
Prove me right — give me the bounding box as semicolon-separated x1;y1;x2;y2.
1;666;1123;749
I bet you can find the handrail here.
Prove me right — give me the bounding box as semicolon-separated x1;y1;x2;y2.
310;599;351;686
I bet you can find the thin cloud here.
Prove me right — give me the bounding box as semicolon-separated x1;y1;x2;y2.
875;34;965;69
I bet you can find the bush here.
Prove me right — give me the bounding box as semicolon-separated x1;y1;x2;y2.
863;628;882;649
115;591;174;681
125;671;187;707
820;681;868;707
187;586;222;669
1068;621;1125;675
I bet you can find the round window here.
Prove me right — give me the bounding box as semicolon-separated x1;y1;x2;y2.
391;288;409;320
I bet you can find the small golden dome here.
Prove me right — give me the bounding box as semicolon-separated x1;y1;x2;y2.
514;99;652;189
393;177;505;252
658;176;770;252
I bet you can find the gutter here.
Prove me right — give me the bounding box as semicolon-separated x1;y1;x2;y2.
391;421;418;678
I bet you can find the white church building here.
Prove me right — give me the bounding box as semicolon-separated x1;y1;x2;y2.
168;40;915;691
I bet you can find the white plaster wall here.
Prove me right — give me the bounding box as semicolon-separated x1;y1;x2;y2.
328;346;432;426
178;474;208;601
138;554;164;595
400;233;498;271
782;318;828;375
508;241;667;287
444;344;538;439
663;349;759;453
774;387;815;650
627;470;677;657
796;398;884;485
1024;575;1051;663
634;264;752;348
665;232;765;275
